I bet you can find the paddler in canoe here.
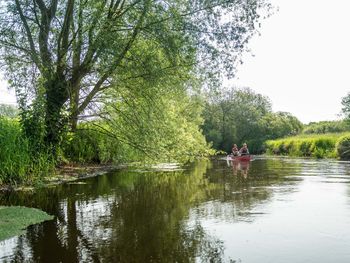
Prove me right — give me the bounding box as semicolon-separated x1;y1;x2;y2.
228;143;251;161
239;143;249;156
232;144;239;156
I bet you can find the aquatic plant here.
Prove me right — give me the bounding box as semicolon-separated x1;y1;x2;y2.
0;206;53;241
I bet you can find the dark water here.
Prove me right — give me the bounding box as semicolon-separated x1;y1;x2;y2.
2;157;350;262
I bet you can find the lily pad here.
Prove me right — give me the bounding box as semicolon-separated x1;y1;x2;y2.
0;206;53;241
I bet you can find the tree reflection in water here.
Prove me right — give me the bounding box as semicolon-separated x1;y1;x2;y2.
0;159;302;262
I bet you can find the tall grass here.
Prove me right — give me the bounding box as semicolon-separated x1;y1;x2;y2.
0;117;54;185
265;133;350;158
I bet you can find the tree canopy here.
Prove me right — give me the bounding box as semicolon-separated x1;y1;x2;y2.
0;0;269;155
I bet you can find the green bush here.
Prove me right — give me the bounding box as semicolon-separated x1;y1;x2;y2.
336;135;350;160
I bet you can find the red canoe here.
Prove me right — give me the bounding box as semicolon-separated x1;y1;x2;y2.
228;155;252;161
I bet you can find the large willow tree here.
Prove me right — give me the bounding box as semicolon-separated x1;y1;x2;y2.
0;0;269;154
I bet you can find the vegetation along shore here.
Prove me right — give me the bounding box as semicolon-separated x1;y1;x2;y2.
265;132;350;159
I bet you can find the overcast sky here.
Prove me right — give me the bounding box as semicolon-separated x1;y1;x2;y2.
231;0;350;123
1;0;350;123
0;78;16;105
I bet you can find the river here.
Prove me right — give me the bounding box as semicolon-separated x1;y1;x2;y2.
1;157;350;262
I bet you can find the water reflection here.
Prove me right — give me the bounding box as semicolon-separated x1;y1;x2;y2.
1;161;226;262
2;158;350;262
227;159;250;178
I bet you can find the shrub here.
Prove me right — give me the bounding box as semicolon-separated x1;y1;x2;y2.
336;136;350;160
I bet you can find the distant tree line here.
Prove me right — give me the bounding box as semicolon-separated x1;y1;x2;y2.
201;87;303;153
302;121;350;134
300;92;350;135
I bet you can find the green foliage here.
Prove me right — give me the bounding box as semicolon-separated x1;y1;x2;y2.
303;120;350;134
261;112;303;139
62;80;214;164
0;0;270;154
265;133;348;158
0;0;271;183
101;81;214;163
0;206;53;241
62;127;133;164
0;118;54;185
202;88;303;153
336;135;350;160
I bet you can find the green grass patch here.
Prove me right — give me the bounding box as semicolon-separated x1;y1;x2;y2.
0;206;53;241
265;132;350;158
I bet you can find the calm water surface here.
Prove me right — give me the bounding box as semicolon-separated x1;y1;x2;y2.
2;157;350;262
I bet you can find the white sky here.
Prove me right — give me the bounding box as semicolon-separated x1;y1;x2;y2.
1;0;349;123
231;0;350;123
0;78;16;105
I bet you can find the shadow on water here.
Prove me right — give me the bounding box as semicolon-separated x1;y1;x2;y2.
2;157;347;262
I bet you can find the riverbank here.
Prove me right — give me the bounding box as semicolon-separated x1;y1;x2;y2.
265;132;350;159
0;164;124;193
0;162;187;192
0;163;124;240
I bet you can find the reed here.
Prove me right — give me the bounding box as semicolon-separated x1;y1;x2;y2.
0;118;54;185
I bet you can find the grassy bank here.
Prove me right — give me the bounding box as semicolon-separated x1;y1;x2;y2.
265;133;350;159
0;117;211;186
0;118;136;185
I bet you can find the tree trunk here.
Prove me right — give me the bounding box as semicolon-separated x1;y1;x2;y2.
44;75;69;156
70;88;79;131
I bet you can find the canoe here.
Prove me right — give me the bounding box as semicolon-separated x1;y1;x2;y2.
227;155;252;162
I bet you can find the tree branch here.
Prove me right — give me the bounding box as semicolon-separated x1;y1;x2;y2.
76;0;150;116
14;0;41;69
57;0;75;73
